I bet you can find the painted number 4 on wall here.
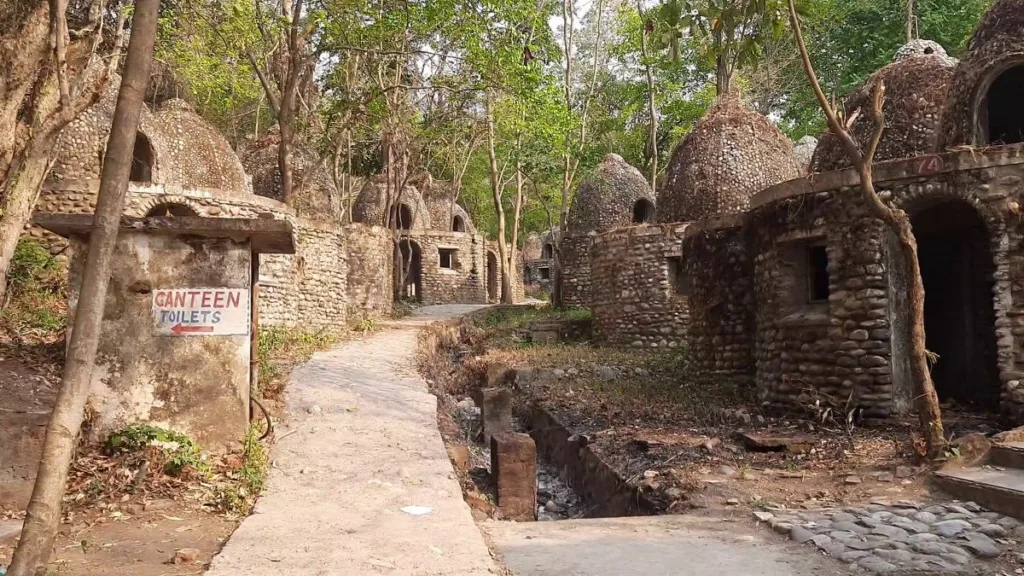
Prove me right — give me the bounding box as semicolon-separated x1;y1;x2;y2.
153;288;249;336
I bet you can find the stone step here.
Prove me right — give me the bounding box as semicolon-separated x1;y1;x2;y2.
934;466;1024;520
990;442;1024;470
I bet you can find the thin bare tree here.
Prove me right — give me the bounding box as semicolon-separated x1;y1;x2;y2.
552;0;608;306
636;0;659;192
787;0;944;457
7;0;159;572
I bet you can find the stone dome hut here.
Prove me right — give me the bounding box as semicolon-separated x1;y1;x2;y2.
49;78;171;185
350;176;431;231
938;0;1024;148
561;155;653;308
811;41;957;172
153;99;249;193
658;95;800;223
523;232;543;261
241;131;339;220
419;178;476;235
566;153;655;234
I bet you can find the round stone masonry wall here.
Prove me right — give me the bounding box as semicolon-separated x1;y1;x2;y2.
560;234;593;309
590;225;688;349
682;222;754;385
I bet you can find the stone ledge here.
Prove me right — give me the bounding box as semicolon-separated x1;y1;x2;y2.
35;214;295;254
751;143;1024;210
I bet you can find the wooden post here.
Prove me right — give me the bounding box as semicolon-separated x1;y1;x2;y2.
250;250;261;404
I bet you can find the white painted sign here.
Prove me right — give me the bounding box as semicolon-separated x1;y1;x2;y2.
152;288;249;336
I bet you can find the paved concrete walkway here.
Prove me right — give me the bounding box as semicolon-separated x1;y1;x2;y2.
483;515;838;576
207;305;498;576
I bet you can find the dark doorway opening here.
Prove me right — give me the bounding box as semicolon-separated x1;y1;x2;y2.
452;215;466;232
984;65;1024;145
130;132;154;183
398;239;422;302
487;251;498;302
632;198;655;223
145;202;196;218
541;243;553;259
912;200;999;409
389;203;414;230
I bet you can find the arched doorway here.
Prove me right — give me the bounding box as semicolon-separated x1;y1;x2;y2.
983;65;1024;145
541;243;553;259
398;239;422;301
633;198;655;223
911;200;999;409
389;203;414;230
452;215;466;232
130;132;154;183
486;251;498;302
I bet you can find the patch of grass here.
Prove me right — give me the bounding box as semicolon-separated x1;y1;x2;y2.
105;424;209;476
215;424;269;514
1;239;67;342
258;327;339;398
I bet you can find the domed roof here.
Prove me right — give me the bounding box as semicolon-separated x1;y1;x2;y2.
523;232;543;261
658;95;800;223
153;99;249;193
49;78;171;184
241;131;339;219
419;176;476;234
351;176;431;230
938;0;1024;148
567;153;654;234
793;136;818;174
811;43;956;172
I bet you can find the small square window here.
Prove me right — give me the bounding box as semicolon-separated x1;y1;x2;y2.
667;257;688;296
807;244;829;302
539;267;550;280
439;248;457;269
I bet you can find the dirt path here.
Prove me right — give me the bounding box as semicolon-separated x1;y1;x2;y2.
206;305;498;576
483;515;842;576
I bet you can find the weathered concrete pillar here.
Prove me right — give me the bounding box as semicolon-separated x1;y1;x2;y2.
490;432;537;521
480;387;513;444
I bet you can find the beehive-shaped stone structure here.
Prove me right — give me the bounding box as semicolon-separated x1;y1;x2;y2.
658;95;800;223
811;40;956;172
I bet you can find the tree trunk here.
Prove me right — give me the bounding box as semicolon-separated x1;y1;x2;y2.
637;0;658;192
716;54;729;96
857;165;944;457
0;156;51;304
484;90;512;305
6;0;158;572
278;119;295;206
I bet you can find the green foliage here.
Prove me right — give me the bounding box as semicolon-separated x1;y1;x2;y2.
1;239;67;338
105;424;209;476
657;0;790;91
216;424;270;514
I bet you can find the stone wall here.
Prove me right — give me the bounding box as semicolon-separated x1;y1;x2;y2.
737;146;1024;419
345;224;394;323
560;234;592;308
590;225;689;348
412;231;487;304
294;220;348;331
66;230;252;451
30;182;392;332
682;221;755;387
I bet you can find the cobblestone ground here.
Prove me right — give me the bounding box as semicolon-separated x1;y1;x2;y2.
762;498;1022;574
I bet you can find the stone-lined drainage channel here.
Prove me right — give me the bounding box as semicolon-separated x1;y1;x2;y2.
454;400;652;521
